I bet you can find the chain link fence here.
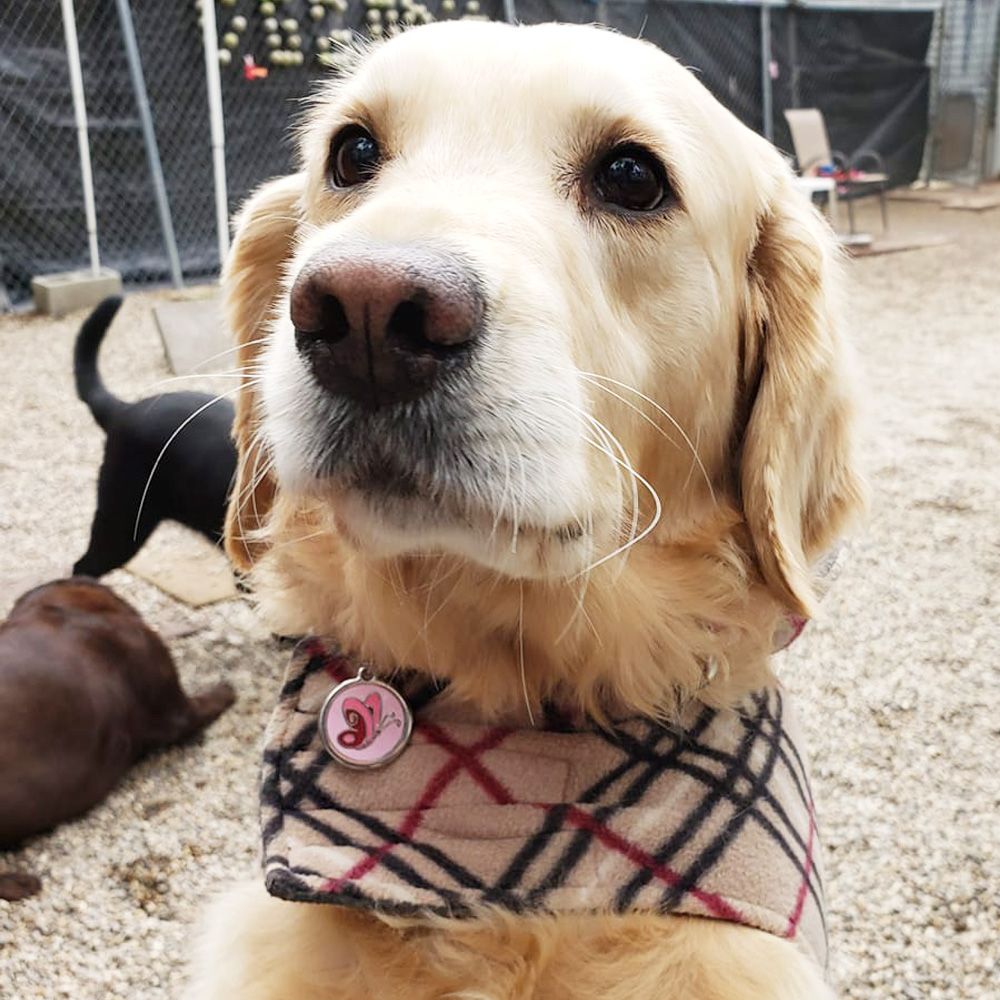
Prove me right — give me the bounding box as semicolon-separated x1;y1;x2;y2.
1;2;87;309
926;0;1000;183
1;0;982;310
76;0;217;286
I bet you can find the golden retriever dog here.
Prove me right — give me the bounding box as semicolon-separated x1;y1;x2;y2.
187;20;862;1000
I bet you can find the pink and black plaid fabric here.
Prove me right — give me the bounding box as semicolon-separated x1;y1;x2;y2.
261;639;828;970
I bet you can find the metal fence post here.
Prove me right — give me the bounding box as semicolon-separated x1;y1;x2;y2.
787;5;800;109
200;0;230;267
991;30;1000;177
113;0;184;288
760;3;774;141
921;5;945;182
59;0;100;277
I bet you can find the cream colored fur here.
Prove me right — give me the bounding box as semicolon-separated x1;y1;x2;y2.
192;20;863;999
187;881;834;1000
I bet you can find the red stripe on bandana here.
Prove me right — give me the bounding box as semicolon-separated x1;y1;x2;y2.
784;802;816;938
553;804;746;923
322;726;512;893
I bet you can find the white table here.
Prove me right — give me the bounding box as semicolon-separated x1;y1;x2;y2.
792;175;840;231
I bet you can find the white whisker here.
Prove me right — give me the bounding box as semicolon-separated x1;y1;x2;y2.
518;580;535;727
132;388;241;541
544;396;642;573
579;371;716;505
488;441;513;545
182;336;271;377
511;448;527;555
574;450;662;577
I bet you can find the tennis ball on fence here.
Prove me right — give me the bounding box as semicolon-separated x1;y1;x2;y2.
369;22;383;36
264;16;278;30
316;35;331;50
231;15;247;31
218;48;232;66
330;0;348;10
292;50;305;64
266;32;282;47
465;0;480;11
281;18;299;31
287;33;302;49
310;4;325;20
402;9;417;23
385;9;398;22
366;9;381;22
441;0;455;10
221;0;236;6
259;0;276;13
222;32;239;49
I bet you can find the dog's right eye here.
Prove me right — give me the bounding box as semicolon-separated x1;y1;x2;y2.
590;144;670;214
329;126;381;188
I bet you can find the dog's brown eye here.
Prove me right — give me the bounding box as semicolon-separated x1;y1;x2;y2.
329;126;381;188
592;145;669;213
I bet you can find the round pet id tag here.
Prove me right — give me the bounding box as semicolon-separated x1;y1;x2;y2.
319;667;413;769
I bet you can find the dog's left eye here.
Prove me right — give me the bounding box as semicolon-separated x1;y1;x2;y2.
591;144;669;213
329;126;381;188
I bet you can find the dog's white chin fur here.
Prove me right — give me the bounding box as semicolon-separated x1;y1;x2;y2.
328;490;597;580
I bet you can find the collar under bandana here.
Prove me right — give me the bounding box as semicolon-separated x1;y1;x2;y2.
261;640;828;971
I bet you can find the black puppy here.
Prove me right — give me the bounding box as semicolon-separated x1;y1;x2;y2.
73;296;237;577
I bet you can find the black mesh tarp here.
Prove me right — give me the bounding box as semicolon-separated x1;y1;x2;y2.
1;1;933;306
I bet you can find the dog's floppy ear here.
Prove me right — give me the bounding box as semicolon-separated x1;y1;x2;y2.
223;173;305;571
738;178;864;618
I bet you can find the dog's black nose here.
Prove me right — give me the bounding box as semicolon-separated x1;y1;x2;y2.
290;243;484;408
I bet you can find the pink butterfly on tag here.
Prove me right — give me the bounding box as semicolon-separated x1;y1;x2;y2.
320;669;413;769
337;692;401;750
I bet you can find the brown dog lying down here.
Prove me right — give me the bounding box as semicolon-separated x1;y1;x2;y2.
0;578;234;900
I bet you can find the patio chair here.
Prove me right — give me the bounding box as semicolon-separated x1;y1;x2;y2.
783;108;889;234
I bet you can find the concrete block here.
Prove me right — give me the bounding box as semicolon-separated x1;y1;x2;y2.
153;294;231;375
127;529;239;608
31;267;123;317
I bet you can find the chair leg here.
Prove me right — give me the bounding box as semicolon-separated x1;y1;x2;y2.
829;185;840;233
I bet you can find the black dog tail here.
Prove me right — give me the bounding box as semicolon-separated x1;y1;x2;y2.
74;296;125;430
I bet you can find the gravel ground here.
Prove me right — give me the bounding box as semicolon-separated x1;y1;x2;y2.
1;200;997;998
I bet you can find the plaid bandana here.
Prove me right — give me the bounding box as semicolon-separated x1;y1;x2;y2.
261;640;828;971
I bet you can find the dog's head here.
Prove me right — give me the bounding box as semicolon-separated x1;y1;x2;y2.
224;22;863;713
